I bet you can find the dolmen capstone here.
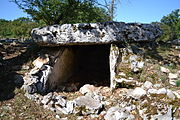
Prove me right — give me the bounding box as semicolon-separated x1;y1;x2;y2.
23;21;162;94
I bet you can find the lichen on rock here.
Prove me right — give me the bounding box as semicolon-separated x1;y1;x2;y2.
31;21;162;46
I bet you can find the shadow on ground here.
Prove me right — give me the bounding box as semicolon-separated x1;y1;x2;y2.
143;42;179;66
0;43;41;101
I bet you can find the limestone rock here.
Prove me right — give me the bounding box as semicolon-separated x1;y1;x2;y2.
118;72;126;77
23;65;52;94
65;101;75;114
160;66;170;73
25;92;43;102
110;44;146;88
129;55;144;72
153;84;162;89
173;91;180;99
151;105;173;120
166;89;175;99
56;101;75;114
176;46;180;49
55;115;60;119
47;47;77;90
29;68;40;75
168;73;179;86
130;87;146;99
109;44;120;89
55;95;67;107
157;88;167;95
59;117;68;120
32;54;49;68
41;93;53;105
79;84;97;95
115;78;136;85
104;106;135;120
104;106;120;120
169;79;177;86
142;81;153;90
31;22;162;46
148;88;158;94
74;95;103;114
168;73;178;79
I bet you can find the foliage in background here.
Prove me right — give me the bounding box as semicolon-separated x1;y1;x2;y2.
0;0;110;39
0;17;44;39
12;0;110;25
0;2;179;40
157;9;180;41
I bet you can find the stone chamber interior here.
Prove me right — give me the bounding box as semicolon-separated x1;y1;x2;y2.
75;44;110;86
47;44;111;91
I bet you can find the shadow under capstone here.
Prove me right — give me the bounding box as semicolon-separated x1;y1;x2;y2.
46;44;110;92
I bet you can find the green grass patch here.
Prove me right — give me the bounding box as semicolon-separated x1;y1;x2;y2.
176;80;180;87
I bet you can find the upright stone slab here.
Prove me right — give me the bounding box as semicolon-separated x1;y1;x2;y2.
109;43;146;89
109;44;120;89
47;47;78;91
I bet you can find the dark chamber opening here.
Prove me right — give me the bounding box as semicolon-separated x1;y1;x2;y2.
47;44;110;91
75;44;110;87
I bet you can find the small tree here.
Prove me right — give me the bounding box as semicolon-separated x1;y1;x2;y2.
160;9;180;41
94;0;121;21
12;0;109;25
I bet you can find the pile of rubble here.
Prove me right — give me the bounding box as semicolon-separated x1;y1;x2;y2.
19;82;180;120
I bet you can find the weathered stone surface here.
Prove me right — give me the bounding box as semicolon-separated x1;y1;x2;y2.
79;84;97;95
74;95;103;114
23;65;52;94
142;81;153;90
104;106;135;120
109;44;145;88
41;92;53;105
109;44;120;89
148;88;159;94
151;105;173;120
55;95;67;107
167;89;176;99
22;82;180;119
32;54;49;68
109;87;178;120
160;66;170;73
157;88;167;94
47;47;77;90
168;73;178;79
130;87;146;99
27;22;161;92
130;56;144;72
31;22;162;46
56;100;75;114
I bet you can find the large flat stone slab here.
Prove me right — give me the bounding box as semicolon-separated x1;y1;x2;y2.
31;22;162;46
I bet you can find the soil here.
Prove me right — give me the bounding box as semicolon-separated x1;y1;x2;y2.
0;41;179;119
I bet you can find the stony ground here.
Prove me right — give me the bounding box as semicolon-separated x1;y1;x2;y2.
0;42;59;120
0;41;179;120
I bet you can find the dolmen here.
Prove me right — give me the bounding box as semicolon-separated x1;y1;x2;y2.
23;21;162;94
